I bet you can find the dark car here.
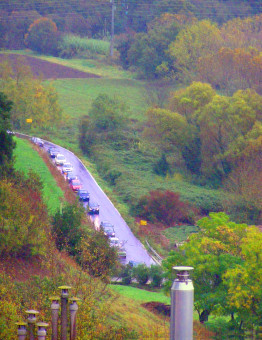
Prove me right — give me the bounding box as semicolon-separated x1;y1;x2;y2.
70;179;82;191
48;147;59;158
78;189;90;202
88;202;99;214
100;221;115;238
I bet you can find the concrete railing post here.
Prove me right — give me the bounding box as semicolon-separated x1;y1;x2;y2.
170;266;194;340
15;322;27;340
58;285;71;340
36;322;49;340
26;310;39;340
69;297;80;340
49;296;60;340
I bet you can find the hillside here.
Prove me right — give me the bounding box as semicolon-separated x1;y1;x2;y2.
1;137;173;339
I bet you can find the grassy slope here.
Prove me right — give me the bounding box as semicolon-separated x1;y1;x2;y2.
52;78;148;121
13;137;64;214
12;135;171;338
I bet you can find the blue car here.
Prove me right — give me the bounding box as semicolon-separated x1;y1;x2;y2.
78;189;90;202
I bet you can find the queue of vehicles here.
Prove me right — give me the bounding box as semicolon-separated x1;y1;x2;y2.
35;140;127;259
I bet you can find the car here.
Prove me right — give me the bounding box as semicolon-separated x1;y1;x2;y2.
78;189;90;202
55;154;66;166
88;202;99;214
109;237;126;258
100;221;115;238
6;130;15;135
33;137;44;147
70;179;82;191
61;162;73;174
48;147;59;158
67;172;78;183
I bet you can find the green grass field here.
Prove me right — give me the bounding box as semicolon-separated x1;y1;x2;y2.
51;78;148;121
110;284;170;304
13;137;64;214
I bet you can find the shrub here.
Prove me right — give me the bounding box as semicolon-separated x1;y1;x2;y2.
52;201;84;256
120;264;132;285
153;154;170;176
132;264;150;285
136;190;197;226
78;230;118;280
149;265;163;287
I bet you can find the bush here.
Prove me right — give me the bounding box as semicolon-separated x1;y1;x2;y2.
132;264;150;285
136;190;197;226
149;265;163;287
78;230;118;279
52;202;84;256
120;264;132;285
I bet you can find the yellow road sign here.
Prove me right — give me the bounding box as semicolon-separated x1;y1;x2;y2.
140;220;147;226
26;118;33;123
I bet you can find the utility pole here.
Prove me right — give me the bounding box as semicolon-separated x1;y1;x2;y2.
110;0;115;57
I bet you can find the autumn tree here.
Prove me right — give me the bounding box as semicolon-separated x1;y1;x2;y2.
25;17;60;55
0;173;48;258
197;47;262;94
163;212;262;329
0;58;63;130
168;20;223;81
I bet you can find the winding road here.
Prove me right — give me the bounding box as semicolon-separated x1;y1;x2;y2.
44;141;155;266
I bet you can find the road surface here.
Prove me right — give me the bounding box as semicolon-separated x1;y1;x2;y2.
44;141;155;266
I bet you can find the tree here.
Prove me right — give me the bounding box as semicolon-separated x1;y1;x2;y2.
163;213;251;325
197;48;262;94
0;92;15;177
89;94;125;132
52;202;84;256
79;94;127;155
0;59;63;130
132;264;150;285
25;17;60;55
224;228;262;328
79;230;118;280
126;17;180;79
0;173;48;258
168;20;223;81
144;107;190;152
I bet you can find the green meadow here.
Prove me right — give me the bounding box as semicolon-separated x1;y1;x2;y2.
13;137;64;214
110;284;170;304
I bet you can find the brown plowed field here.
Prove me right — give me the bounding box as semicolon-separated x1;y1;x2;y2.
0;53;100;79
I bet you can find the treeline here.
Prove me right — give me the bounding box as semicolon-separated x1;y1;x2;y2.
0;0;261;50
118;14;262;92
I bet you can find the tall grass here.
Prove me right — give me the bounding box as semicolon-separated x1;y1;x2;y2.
60;34;111;57
13;137;64;214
